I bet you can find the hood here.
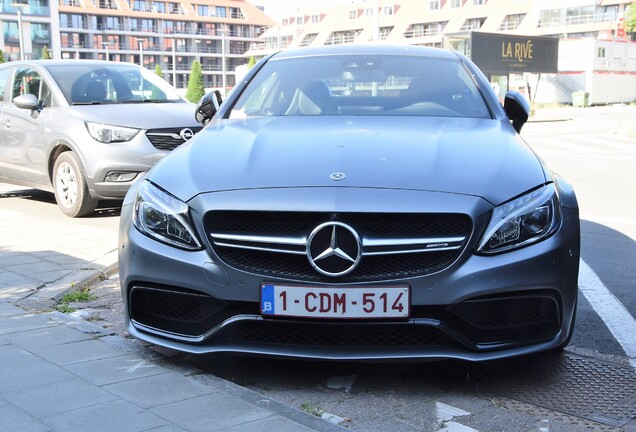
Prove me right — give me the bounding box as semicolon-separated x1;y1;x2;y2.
148;116;547;205
67;101;199;129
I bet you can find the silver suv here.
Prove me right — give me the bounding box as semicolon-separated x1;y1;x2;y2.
0;60;200;217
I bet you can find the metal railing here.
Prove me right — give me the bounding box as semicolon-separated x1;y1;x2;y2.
538;12;615;28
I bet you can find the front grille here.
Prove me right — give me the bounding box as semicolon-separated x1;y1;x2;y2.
216;320;456;348
205;211;472;282
146;127;203;150
129;286;225;337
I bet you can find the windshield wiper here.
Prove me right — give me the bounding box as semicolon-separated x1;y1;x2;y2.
72;101;107;105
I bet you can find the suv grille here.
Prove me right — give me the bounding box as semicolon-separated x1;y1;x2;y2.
205;211;472;283
146;127;203;150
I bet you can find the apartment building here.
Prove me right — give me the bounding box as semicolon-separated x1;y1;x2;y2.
0;0;273;90
247;0;635;104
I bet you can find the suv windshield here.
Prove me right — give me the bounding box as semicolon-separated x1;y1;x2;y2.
230;54;491;119
47;63;183;105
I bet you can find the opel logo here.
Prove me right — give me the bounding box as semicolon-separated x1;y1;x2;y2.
180;128;195;141
307;222;361;277
329;172;346;181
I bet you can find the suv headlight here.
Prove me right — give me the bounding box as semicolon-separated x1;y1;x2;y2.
132;181;202;250
477;184;561;254
86;121;139;143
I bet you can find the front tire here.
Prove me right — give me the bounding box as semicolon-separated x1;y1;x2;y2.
53;151;98;217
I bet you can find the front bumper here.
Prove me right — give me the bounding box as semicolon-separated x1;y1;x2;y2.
118;191;580;361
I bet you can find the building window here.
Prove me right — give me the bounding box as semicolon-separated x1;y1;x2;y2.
473;0;485;5
153;2;165;13
349;10;357;19
597;47;606;58
325;30;361;45
197;5;208;16
383;6;393;15
299;33;317;47
498;14;525;30
429;0;439;11
296;16;304;25
366;8;374;17
230;7;244;19
215;6;226;17
379;26;393;40
311;14;320;23
451;0;462;7
462;18;485;30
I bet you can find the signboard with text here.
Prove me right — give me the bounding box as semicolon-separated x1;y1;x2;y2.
470;32;559;74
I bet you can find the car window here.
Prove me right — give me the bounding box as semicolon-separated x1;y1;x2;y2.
46;63;182;105
12;67;42;100
0;68;10;102
229;54;491;119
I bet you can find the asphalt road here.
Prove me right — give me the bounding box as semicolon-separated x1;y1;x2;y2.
1;105;635;432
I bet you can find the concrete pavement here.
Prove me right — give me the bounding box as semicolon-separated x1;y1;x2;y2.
0;184;345;432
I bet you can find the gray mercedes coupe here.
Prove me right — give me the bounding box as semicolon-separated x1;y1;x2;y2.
118;45;580;362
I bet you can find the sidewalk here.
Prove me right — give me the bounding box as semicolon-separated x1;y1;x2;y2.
0;185;344;432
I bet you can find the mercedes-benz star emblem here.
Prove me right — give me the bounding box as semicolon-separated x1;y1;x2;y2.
329;172;346;181
307;222;361;277
180;128;195;141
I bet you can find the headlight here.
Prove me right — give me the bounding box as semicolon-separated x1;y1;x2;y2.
132;180;202;250
85;122;139;143
477;184;561;254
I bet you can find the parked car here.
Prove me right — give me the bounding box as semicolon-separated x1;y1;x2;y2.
0;60;201;217
119;45;580;362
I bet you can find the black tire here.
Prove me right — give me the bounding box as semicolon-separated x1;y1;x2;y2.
52;151;98;217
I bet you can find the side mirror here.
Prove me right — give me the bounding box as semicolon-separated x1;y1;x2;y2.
503;90;530;133
195;90;222;126
14;93;40;111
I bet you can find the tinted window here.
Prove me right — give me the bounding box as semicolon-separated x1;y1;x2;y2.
230;54;491;119
45;63;182;105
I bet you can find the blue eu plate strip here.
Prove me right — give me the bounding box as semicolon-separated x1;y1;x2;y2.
261;285;275;315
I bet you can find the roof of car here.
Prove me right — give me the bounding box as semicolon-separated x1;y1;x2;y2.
272;44;461;61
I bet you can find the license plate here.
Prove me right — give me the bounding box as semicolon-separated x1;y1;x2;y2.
260;284;410;319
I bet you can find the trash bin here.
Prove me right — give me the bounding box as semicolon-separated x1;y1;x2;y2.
572;91;590;107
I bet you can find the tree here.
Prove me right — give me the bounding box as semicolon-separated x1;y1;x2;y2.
185;60;205;103
247;55;256;69
624;2;636;35
41;45;51;59
0;50;5;63
154;64;163;77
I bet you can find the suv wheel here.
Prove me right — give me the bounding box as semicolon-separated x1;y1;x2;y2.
53;152;98;217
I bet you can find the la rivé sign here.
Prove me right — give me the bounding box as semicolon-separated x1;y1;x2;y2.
470;32;559;74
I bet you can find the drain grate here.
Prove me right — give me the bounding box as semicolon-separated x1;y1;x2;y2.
465;352;636;428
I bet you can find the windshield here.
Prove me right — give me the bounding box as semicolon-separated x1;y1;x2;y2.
229;54;491;119
47;63;183;105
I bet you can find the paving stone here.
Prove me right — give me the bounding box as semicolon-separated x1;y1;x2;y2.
3;378;118;418
0;403;51;432
148;393;272;431
65;354;169;386
0;344;38;367
104;373;217;409
32;338;126;366
0;313;58;335
0;358;75;394
2;324;95;350
42;400;168;432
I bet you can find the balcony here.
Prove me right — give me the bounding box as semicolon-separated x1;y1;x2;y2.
404;27;441;38
538;12;615;28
